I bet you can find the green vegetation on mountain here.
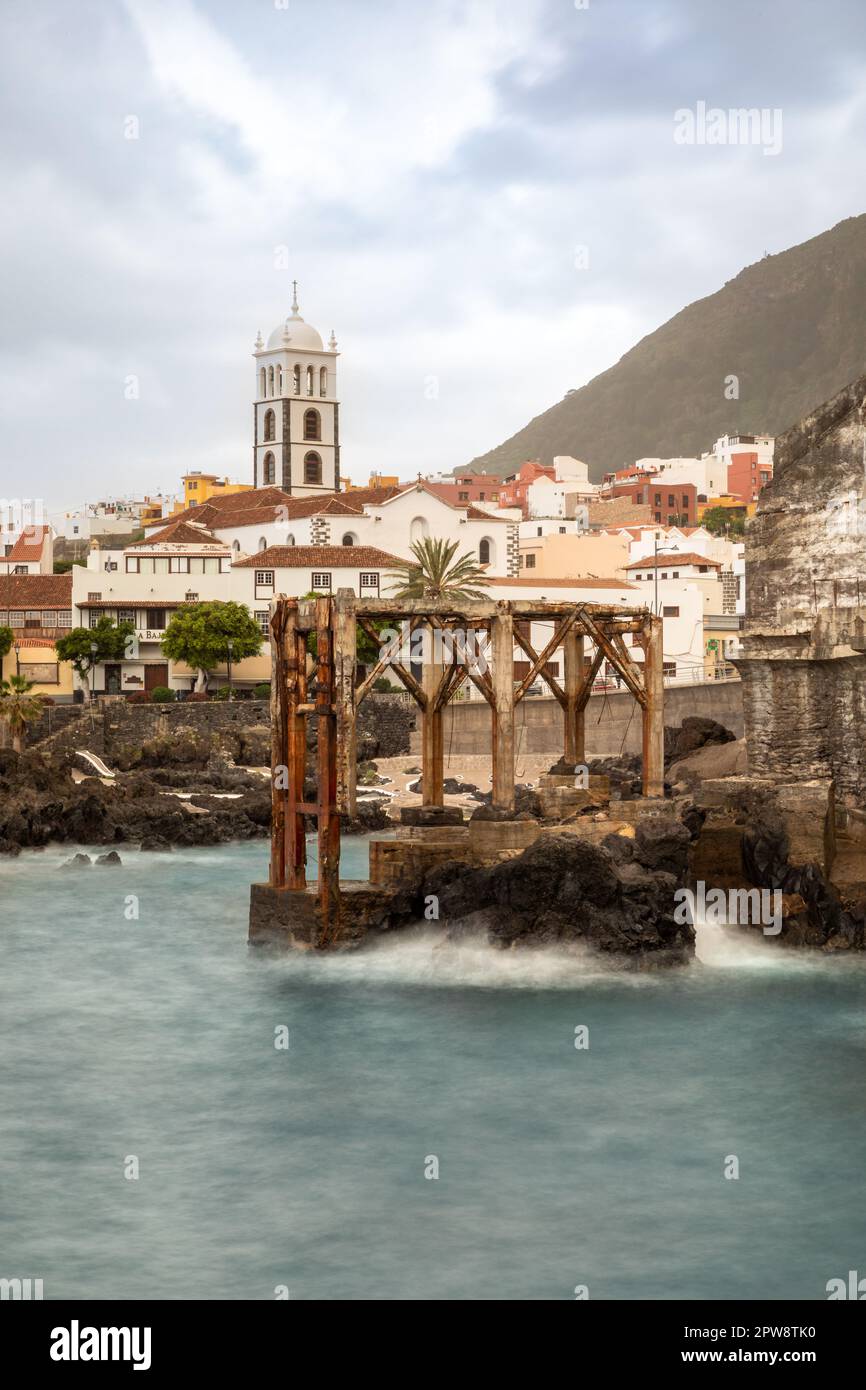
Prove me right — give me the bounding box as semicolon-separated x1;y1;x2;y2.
467;215;866;481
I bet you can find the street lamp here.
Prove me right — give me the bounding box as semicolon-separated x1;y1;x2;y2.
90;641;98;701
226;638;234;701
14;641;20;676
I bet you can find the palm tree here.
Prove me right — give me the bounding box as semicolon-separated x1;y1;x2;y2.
0;675;44;753
386;537;491;603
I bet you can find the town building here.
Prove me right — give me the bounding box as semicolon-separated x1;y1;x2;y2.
1;524;54;575
252;284;341;494
0;573;74;697
169;472;253;515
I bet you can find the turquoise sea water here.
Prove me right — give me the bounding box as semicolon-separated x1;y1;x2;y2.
1;836;865;1301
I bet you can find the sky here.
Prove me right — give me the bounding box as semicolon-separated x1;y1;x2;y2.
3;0;866;514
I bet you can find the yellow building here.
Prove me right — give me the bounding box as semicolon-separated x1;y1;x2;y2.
696;495;750;521
518;530;630;580
171;473;254;514
342;472;400;493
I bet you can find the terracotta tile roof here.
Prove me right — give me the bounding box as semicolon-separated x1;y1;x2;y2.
13;637;57;648
489;577;639;590
233;545;405;569
0;574;72;606
76;599;195;609
626;553;721;570
132;519;226;547
8;525;51;560
372;481;511;521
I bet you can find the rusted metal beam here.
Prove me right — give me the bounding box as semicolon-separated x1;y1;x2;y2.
579;608;648;708
641;614;665;798
512;620;568;706
491;609;515;811
563;627;585;765
355;615;427;708
334;588;357;817
268;597;290;891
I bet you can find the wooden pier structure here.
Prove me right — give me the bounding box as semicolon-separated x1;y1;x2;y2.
249;591;664;948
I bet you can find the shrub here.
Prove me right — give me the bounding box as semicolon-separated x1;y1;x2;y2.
254;683;271;699
40;696;55;707
126;691;151;704
185;691;209;702
211;686;231;701
150;686;175;703
372;676;393;693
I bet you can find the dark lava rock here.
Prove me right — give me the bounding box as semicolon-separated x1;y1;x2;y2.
664;716;735;765
96;850;123;866
601;832;635;864
400;804;464;827
140;836;172;852
411;831;693;965
62;853;92;869
633;818;691;875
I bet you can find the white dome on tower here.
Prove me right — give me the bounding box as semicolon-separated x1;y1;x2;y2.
265;284;324;350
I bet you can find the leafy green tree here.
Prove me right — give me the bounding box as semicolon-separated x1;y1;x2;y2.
0;674;43;752
0;625;12;682
702;506;746;537
386;537;491;602
161;601;263;692
56;616;134;698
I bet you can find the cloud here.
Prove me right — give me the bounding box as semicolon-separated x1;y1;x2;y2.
1;0;866;511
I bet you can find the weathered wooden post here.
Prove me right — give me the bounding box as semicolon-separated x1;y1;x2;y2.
315;595;340;942
421;622;444;806
334;588;357;817
491;606;515;811
642;613;665;798
563;627;585;766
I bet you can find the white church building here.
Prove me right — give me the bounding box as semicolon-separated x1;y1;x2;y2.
252;283;341;495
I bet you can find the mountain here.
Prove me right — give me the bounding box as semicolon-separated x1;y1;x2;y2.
467;214;866;481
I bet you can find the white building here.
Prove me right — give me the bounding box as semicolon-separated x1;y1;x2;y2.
253;284;341;495
0;524;53;575
526;455;597;520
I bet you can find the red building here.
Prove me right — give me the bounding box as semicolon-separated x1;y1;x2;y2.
426;472;505;507
601;480;698;526
726;450;774;504
498;461;555;515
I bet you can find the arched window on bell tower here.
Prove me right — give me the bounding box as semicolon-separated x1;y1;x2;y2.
268;365;275;396
306;365;314;396
304;409;321;441
304;452;322;485
259;367;266;398
320;366;328;397
293;364;301;395
263;409;275;442
276;365;283;394
263;452;276;485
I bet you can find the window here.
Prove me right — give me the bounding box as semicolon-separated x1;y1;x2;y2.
479;537;491;565
23;609;40;628
458;491;469;501
293;364;301;395
13;564;27;574
146;609;166;631
87;591;102;601
698;564;709;573
682;496;689;510
304;408;321;441
285;534;295;547
341;533;355;546
118;609;135;624
255;610;270;635
537;527;542;536
668;495;675;507
276;365;282;394
360;572;379;591
306;365;314;396
263;452;276;485
319;366;327;397
559;526;566;534
259;367;266;398
524;553;536;569
264;409;275;442
268;365;275;396
255;570;275;587
654;494;662;505
661;571;668;579
663;662;677;679
258;537;268;551
169;557;190;573
410;515;429;543
304;452;322;485
41;610;57;626
311;572;331;592
57;610;72;628
89;611;100;629
662;605;680;617
185;592;199;602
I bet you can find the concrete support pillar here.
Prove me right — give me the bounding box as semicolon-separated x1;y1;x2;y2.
491;611;515;811
334;588;357;817
642;614;665;798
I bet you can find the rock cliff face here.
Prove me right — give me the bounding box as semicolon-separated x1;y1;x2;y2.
739;373;866;802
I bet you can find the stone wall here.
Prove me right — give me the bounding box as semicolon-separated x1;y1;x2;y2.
408;681;744;757
738;373;866;802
